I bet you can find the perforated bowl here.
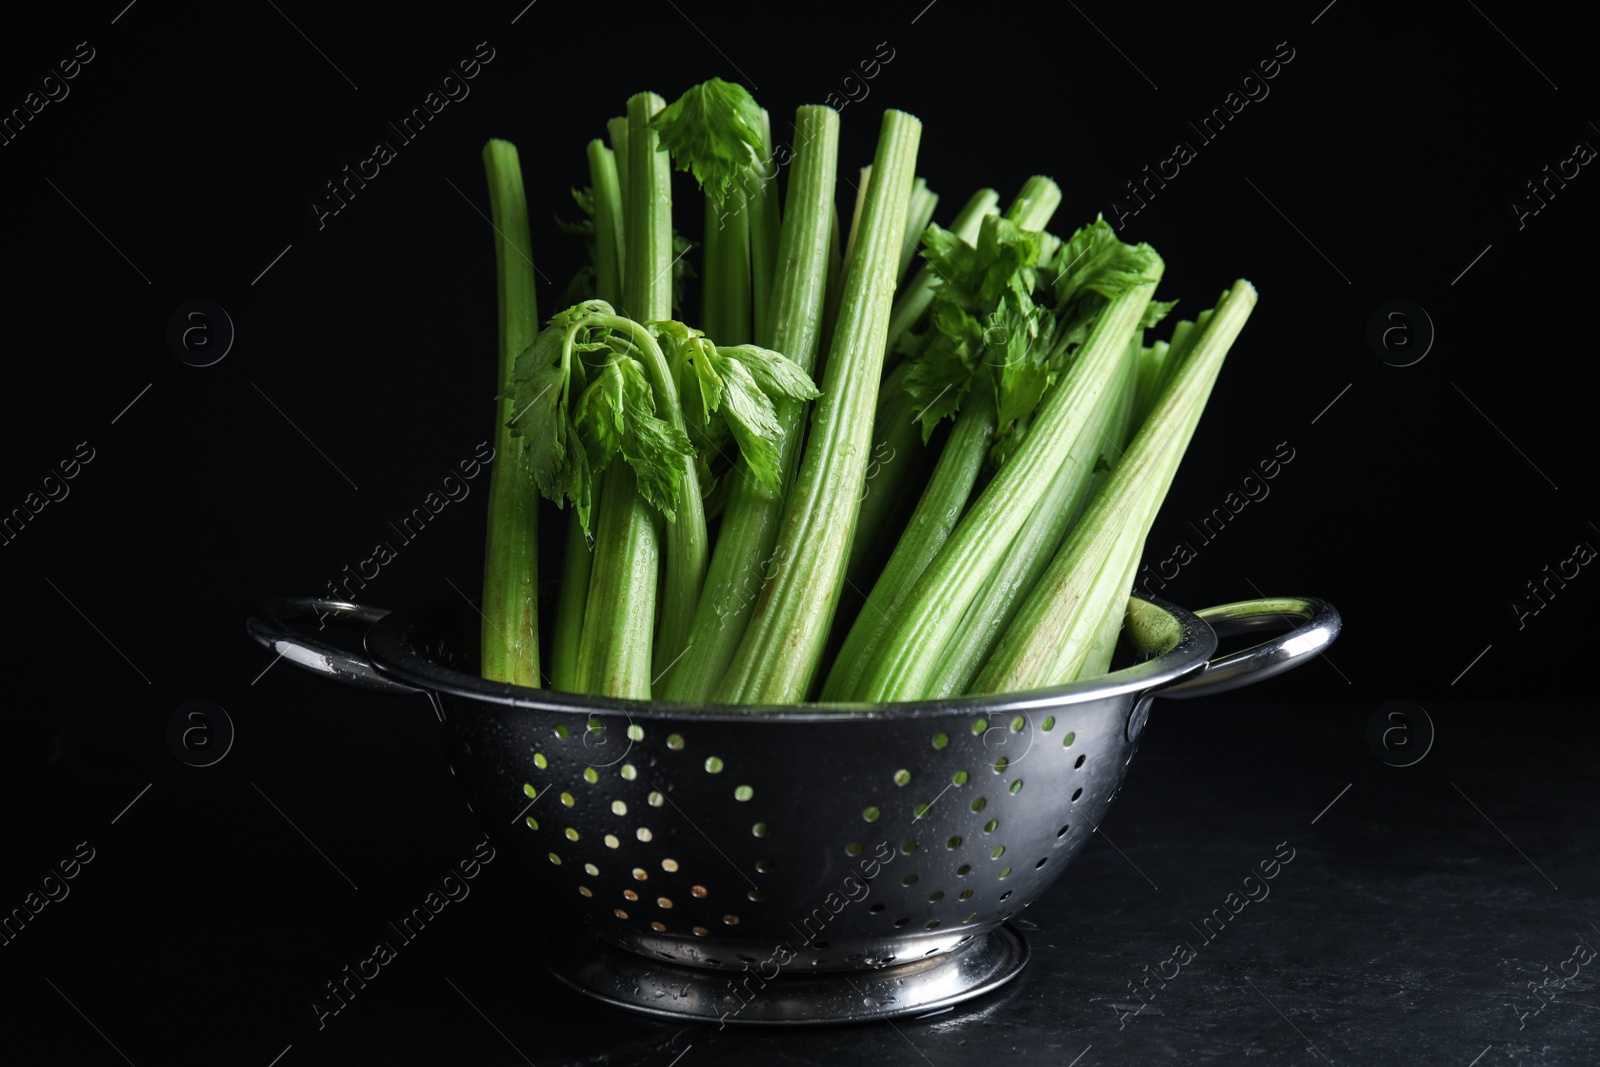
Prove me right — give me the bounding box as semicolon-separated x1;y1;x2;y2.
247;592;1338;1025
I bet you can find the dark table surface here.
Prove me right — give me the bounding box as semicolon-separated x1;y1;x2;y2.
8;691;1595;1066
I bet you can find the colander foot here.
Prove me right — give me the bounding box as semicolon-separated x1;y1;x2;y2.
545;924;1028;1025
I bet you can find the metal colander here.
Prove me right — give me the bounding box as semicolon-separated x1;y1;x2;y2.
247;592;1339;1024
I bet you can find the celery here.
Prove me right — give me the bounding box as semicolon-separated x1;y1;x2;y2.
549;141;623;692
479;139;542;686
921;340;1138;698
848;252;1162;703
575;92;679;697
479;79;1263;710
973;282;1257;694
716;110;923;703
662;106;839;702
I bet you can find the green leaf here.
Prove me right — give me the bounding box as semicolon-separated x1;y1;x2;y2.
705;350;784;491
918;222;977;291
900;212;1055;444
1050;217;1163;308
972;216;1042;310
651;78;767;208
573;355;695;522
715;344;819;402
616;358;695;520
508;328;561;388
993;317;1055;431
641;324;815;492
905;342;976;442
517;370;568;498
573;360;627;467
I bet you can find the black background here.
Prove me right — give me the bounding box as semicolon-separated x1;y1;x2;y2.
3;0;1596;1063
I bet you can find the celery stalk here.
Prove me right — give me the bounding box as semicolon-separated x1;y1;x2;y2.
923;344;1138;698
748;109;782;344
550;141;624;692
716;110;923;704
843;360;927;586
898;177;938;282
662;106;840;703
702;182;751;344
576;93;680;697
850;258;1162;703
972;282;1257;694
821;384;995;700
479;139;542;686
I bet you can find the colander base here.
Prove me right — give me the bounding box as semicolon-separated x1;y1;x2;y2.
545;923;1028;1025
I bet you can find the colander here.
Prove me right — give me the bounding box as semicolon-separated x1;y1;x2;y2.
246;591;1339;1025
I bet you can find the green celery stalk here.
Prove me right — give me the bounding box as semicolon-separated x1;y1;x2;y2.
576;93;687;697
607;116;630;234
588;141;624;305
843;359;927;586
662;105;840;703
748;109;782;344
579;464;656;696
479;139;542;686
1130;340;1169;430
716;109;923;704
550;141;624;691
552;478;599;693
1006;175;1063;236
1064;530;1148;683
824;183;1065;699
821;384;995;700
898;177;938;282
635;86;713;690
849;255;1162;703
922;343;1138;698
819;204;843;364
972;282;1257;694
825;166;870;342
1132;312;1208;428
702;180;751;343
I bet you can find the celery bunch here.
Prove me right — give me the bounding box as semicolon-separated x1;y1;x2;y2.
478;79;1255;704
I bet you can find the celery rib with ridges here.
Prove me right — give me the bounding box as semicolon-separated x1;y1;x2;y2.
824;181;1065;700
973;282;1257;694
821;385;995;701
747;109;782;345
576;93;678;697
702;180;751;344
938;341;1139;697
848;255;1163;703
715;109;923;704
898;177;938;282
479;139;541;686
663;105;839;703
549;140;625;692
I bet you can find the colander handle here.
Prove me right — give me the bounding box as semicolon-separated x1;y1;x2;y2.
1156;596;1340;699
245;596;422;696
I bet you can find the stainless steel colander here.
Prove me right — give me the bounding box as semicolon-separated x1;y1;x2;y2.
247;592;1338;1025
